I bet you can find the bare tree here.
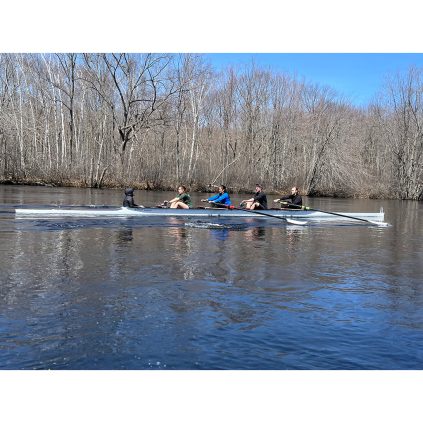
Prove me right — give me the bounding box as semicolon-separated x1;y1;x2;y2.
84;54;176;155
0;54;421;201
383;68;423;199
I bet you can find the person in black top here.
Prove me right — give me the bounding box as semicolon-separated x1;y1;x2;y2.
123;188;144;208
240;184;268;210
274;186;302;208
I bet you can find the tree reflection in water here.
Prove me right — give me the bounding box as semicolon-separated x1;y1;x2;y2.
244;226;266;241
284;226;307;253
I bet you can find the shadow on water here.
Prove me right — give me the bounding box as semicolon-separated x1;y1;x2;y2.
115;227;134;244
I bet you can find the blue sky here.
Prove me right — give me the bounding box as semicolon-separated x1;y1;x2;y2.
2;1;422;109
204;53;423;107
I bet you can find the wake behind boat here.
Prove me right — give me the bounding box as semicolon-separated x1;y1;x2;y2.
14;205;386;222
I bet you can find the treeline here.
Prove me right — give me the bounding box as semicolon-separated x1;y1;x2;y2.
0;53;421;200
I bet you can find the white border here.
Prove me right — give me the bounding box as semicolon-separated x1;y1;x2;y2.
2;2;423;422
1;0;423;52
1;370;422;422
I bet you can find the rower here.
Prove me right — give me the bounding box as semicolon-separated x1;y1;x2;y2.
274;186;303;208
201;184;231;207
240;184;268;210
165;185;193;209
123;188;144;208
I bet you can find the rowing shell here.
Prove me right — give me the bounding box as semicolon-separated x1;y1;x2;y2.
14;206;385;222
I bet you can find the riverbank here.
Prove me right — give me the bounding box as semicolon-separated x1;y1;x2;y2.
0;177;278;195
0;177;416;200
0;177;216;193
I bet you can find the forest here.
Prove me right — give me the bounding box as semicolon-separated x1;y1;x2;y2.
0;53;421;200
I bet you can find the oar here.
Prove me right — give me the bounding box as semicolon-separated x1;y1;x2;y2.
277;202;389;227
208;201;307;226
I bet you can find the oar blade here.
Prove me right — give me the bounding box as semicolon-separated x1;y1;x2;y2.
369;220;389;227
285;218;308;226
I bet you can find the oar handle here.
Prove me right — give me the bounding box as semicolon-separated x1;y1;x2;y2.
278;201;310;210
208;201;232;208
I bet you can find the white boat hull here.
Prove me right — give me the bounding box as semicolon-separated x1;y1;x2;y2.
15;206;385;222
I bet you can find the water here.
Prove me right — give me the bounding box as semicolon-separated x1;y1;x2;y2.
0;185;422;369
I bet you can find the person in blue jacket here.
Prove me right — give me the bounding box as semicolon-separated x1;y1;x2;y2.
201;184;231;207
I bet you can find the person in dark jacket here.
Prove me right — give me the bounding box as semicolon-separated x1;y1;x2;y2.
240;184;268;210
274;186;302;208
123;188;143;208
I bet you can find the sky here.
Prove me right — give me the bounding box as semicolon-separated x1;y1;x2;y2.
204;53;423;106
3;0;422;110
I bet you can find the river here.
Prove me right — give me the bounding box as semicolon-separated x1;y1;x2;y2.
0;185;422;369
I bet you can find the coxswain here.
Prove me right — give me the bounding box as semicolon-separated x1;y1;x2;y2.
123;188;144;208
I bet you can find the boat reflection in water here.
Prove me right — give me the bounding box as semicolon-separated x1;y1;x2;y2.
115;227;134;244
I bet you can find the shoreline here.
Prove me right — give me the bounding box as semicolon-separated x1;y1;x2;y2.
0;178;412;200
